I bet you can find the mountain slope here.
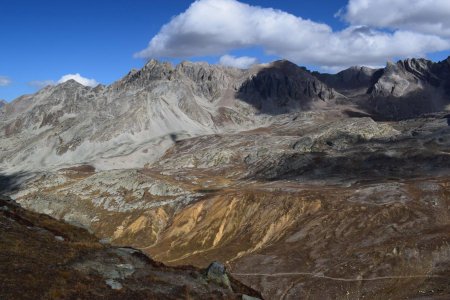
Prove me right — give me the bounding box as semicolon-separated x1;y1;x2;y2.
0;195;261;299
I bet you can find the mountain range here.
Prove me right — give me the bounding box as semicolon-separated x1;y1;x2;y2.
1;57;449;173
1;57;450;299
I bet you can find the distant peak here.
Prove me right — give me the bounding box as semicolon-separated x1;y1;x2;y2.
145;58;159;66
144;59;173;69
55;79;87;89
338;65;379;76
386;61;396;67
263;60;312;75
270;59;298;68
59;79;82;86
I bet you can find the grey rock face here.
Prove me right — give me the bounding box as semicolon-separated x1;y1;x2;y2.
237;60;336;113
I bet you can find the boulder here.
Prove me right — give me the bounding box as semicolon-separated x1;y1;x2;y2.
206;261;231;289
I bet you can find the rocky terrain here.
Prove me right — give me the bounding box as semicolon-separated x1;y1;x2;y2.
1;57;450;299
0;195;261;299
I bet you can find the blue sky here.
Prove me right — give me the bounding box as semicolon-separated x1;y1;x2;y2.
1;0;449;101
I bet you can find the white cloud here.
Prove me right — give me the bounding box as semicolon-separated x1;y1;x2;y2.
0;76;12;87
342;0;450;38
58;73;99;87
219;54;258;68
135;0;450;69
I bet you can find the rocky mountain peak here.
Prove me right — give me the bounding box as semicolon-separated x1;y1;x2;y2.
371;58;430;98
141;59;174;79
112;59;175;90
175;60;234;80
363;57;450;119
174;61;244;101
143;58;174;70
63;78;82;86
55;79;89;90
236;60;336;113
267;59;305;72
314;65;382;96
397;58;434;80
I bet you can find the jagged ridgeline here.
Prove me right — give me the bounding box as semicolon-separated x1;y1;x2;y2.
1;57;449;172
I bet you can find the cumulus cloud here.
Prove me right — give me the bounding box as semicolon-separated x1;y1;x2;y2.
342;0;450;38
0;76;12;87
58;73;99;87
219;55;258;68
135;0;450;69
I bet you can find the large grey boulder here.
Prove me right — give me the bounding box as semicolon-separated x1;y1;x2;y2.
206;261;231;289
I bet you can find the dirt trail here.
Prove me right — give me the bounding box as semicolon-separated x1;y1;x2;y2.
231;272;444;282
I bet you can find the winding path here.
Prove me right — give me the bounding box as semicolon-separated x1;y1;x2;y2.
231;272;443;282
